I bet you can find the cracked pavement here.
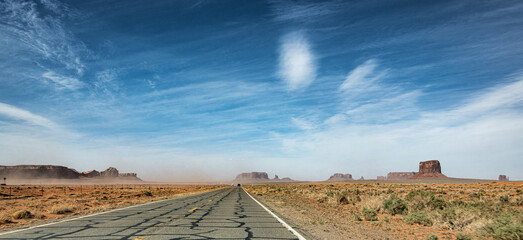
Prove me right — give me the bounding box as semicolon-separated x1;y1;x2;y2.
0;187;300;239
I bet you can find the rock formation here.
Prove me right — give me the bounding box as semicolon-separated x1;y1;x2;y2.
498;175;509;181
82;170;100;178
377;176;386;180
326;173;353;181
233;172;294;183
119;173;138;178
101;167;119;177
235;172;269;181
409;160;447;179
358;176;365;180
0;165;82;179
387;172;416;180
0;165;140;181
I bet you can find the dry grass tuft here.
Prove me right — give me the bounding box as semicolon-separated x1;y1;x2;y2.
12;210;32;219
0;212;12;224
49;203;76;214
358;195;386;212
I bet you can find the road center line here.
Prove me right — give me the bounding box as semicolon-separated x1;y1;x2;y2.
243;188;307;240
188;207;198;212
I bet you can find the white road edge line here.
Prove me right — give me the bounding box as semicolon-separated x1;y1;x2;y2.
244;188;307;240
0;189;223;236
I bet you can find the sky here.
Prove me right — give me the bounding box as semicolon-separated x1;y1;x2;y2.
0;0;522;181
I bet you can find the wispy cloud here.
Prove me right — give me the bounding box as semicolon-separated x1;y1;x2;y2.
335;59;419;123
42;71;83;90
424;75;523;124
0;0;87;77
291;117;315;130
92;69;120;97
0;102;56;128
270;1;341;22
278;31;316;91
339;59;386;93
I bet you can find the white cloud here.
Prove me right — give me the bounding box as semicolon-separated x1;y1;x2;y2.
0;102;56;128
291;117;315;130
339;59;386;92
42;71;83;90
278;31;317;91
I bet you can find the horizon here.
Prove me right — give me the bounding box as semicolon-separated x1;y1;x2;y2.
1;0;522;181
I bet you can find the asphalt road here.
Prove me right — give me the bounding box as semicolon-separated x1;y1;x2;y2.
0;187;302;239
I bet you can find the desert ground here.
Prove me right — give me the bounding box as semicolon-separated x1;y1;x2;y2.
0;183;224;231
1;181;521;239
245;181;523;240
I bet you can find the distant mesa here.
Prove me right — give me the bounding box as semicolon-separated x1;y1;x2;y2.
326;173;353;181
409;160;447;179
233;172;294;183
235;172;268;181
358;176;365;180
387;172;416;180
0;165;141;181
499;175;509;181
384;160;447;180
376;176;386;180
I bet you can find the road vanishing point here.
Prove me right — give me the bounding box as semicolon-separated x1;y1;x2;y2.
0;187;306;239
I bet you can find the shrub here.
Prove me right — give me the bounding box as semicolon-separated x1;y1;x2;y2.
455;233;473;240
353;214;362;221
480;215;523;240
337;195;349;205
12;210;32;219
404;212;432;226
433;206;482;231
406;190;446;210
383;195;407;215
427;234;438;240
499;195;509;203
431;197;447;210
362;207;378;221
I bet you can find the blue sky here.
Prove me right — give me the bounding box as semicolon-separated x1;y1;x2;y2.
0;0;522;181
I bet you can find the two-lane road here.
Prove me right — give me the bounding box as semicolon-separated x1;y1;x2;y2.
0;187;304;239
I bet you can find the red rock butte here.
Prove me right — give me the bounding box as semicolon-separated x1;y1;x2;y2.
409;160;447;179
